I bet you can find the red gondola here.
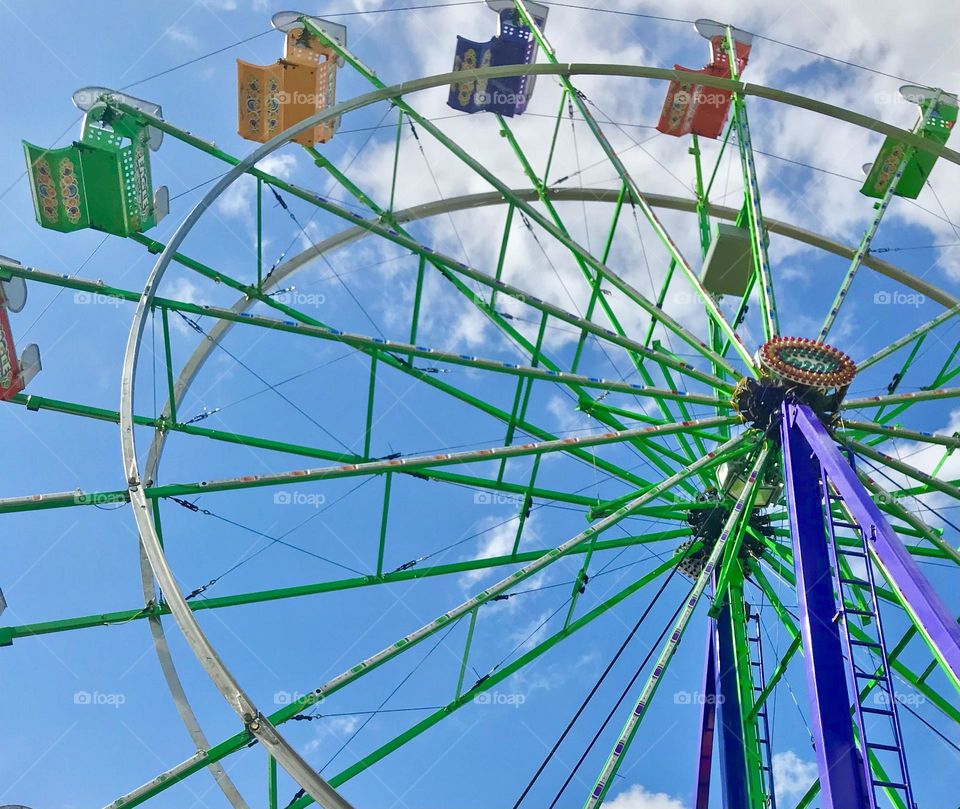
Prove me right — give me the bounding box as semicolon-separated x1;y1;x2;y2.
0;267;41;401
657;19;753;140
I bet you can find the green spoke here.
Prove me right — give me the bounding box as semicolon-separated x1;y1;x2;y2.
494;115;707;470
296;20;745;379
584;444;771;807
843;387;960;410
305;555;689;808
511;1;756;373
0;526;691;646
842;437;960;503
105;434;751;807
1;258;723;497
722;27;779;339
839;419;960;448
2;390;671;511
817;105;941;342
145;416;741;501
855;474;960;565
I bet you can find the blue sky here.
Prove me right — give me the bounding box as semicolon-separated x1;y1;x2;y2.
1;1;960;808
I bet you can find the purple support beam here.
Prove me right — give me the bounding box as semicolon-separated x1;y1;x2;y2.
792;402;960;686
714;591;749;809
781;402;873;809
693;623;717;809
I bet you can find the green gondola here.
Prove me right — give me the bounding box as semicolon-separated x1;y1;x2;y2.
861;85;957;199
23;88;168;236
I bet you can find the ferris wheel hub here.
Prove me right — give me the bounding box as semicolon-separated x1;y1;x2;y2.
756;336;856;391
732;338;856;431
677;489;774;579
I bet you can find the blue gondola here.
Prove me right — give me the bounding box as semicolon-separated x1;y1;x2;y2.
448;1;549;117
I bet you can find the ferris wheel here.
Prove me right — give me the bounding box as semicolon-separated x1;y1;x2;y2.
2;3;960;809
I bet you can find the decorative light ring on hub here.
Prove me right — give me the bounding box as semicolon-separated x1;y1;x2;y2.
757;337;856;390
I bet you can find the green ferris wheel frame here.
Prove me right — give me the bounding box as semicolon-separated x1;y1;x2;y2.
3;11;960;809
116;45;960;808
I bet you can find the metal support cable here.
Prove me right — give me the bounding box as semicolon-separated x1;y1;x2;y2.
513;502;726;807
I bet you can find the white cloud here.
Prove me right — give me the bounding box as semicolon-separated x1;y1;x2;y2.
450;296;492;348
604;783;689;809
507;607;554;653
514;649;600;694
547;395;592;435
460;513;536;586
773;750;818;804
166;26;199;49
303;714;361;754
858;406;960;529
164;276;203;304
327;715;360;735
315;0;960;381
217;154;299;221
162;277;206;336
258;153;297;179
201;0;269;10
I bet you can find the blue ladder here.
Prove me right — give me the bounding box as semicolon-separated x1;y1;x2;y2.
746;608;778;808
822;472;916;809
